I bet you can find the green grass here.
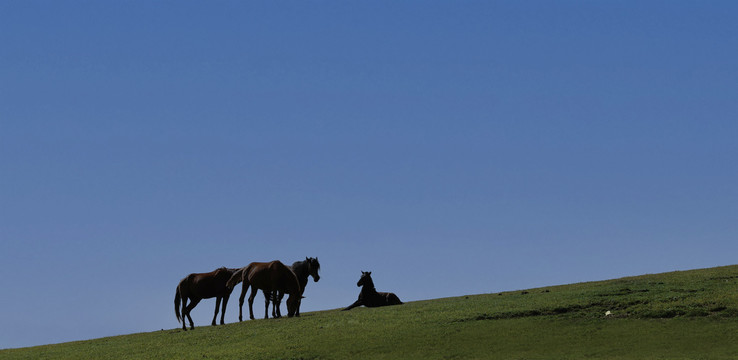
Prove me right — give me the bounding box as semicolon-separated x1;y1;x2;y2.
4;265;738;359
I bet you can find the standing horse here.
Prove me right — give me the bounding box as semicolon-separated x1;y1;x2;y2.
271;257;321;317
174;267;238;330
226;260;302;321
343;271;403;310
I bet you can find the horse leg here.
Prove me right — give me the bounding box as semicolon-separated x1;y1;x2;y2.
270;291;277;318
274;291;284;318
185;298;201;330
262;289;270;319
238;282;249;322
262;291;274;319
212;296;222;326
180;296;189;330
220;293;230;325
248;287;258;320
343;298;363;311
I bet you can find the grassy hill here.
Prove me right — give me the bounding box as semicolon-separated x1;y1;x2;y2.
4;265;738;359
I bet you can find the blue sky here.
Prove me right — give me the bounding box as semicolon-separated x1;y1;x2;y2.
1;1;737;349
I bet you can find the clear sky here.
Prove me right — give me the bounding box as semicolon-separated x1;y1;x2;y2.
1;1;737;349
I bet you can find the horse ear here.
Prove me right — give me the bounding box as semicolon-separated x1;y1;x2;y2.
368;271;372;275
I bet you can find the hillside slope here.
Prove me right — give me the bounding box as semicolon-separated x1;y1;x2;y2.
4;265;738;359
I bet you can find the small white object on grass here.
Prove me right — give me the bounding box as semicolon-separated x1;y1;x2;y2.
605;310;612;317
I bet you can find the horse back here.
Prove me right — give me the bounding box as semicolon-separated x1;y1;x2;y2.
243;261;280;289
369;291;402;307
182;268;233;298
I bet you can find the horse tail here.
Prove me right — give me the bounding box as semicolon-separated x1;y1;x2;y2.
174;283;182;324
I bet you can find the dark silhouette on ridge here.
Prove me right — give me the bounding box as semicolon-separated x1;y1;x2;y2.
174;267;238;330
343;271;403;310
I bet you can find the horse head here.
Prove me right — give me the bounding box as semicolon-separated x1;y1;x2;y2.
286;293;301;317
357;271;372;287
307;257;321;282
225;269;244;290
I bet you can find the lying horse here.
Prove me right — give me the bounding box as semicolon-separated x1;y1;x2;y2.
343;271;403;310
226;260;302;320
271;257;321;317
174;267;238;330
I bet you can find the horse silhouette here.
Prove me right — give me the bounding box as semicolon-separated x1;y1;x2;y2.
174;267;238;330
270;257;320;317
226;260;302;320
343;271;403;310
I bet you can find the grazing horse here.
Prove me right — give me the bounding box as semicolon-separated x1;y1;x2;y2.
226;260;302;321
343;271;403;310
271;257;321;317
174;267;238;330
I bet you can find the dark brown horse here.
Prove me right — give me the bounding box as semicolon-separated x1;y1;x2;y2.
271;257;321;318
226;260;302;321
343;271;403;310
174;267;238;330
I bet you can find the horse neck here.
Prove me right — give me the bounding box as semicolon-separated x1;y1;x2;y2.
291;262;310;288
361;278;377;295
220;268;240;281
